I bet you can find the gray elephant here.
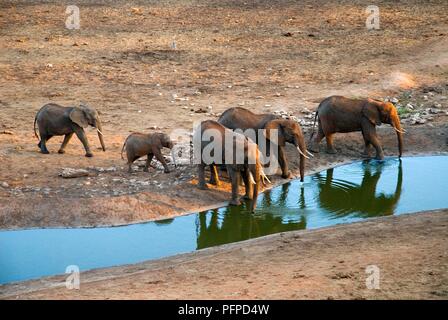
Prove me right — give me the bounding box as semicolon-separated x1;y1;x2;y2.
193;120;270;212
34;103;106;157
309;96;405;160
121;132;175;173
218;107;309;181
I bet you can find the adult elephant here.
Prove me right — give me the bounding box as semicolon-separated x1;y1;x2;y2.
315;160;403;217
309;96;405;160
193;120;270;212
34;103;106;157
218;107;309;181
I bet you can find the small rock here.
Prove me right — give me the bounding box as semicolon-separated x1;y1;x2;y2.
194;108;207;113
1;182;9;188
60;168;89;178
390;97;399;104
301;107;311;114
410;113;427;125
131;7;143;15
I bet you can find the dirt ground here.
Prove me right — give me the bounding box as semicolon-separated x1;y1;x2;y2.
0;0;447;300
0;0;447;229
1;210;447;299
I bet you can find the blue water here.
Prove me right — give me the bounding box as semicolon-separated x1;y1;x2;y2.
0;156;447;285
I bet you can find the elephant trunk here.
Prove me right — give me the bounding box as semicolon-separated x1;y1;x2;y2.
294;137;310;182
250;154;261;213
295;136;307;182
96;120;106;152
392;116;403;157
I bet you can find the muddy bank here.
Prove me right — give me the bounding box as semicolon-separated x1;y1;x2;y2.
1;123;447;230
1;209;446;299
1;0;448;229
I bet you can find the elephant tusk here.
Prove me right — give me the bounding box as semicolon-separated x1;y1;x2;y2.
296;146;310;159
261;170;271;184
306;150;314;157
248;172;256;185
96;128;104;136
393;127;406;134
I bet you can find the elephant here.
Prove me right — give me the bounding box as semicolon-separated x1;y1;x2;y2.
121;132;175;173
196;206;306;249
308;96;405;160
34;103;106;157
315;160;402;217
218;107;310;181
193;120;270;212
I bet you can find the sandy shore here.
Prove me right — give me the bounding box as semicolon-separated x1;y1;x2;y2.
1;0;448;229
0;0;447;300
1;209;447;299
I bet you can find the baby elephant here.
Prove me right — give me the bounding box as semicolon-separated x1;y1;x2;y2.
121;132;174;173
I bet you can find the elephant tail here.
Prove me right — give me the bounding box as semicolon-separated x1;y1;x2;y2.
309;107;319;143
121;136;130;160
33;114;39;140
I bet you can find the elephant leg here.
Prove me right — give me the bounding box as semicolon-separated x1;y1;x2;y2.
144;153;154;172
309;124;324;153
153;149;170;173
127;154;138;173
242;168;252;200
227;165;242;206
238;174;244;186
370;135;384;160
325;133;337;154
198;163;208;190
209;164;220;186
278;146;291;178
58;133;74;154
39;134;52;154
361;136;373;158
74;128;93;157
362;126;384;160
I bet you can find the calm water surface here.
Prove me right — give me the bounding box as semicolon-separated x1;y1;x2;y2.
0;156;447;284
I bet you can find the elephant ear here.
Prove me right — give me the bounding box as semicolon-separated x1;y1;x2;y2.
264;120;285;145
69;107;89;128
362;102;382;126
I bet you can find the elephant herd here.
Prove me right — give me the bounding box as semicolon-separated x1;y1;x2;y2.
33;95;404;212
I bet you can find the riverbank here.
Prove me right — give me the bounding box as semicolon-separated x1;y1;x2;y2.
1;209;446;299
1;0;448;229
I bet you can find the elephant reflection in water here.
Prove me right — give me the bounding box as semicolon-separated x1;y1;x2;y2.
260;183;306;210
315;160;402;217
196;194;306;250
